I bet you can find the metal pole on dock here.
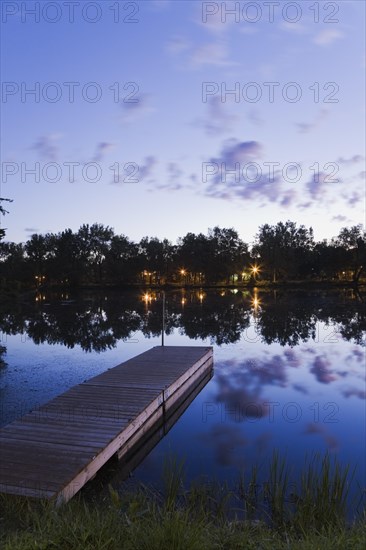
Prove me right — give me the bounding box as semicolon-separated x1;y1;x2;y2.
162;290;165;347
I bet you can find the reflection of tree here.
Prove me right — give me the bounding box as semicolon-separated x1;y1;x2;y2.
256;293;317;347
0;289;364;352
179;293;250;345
0;344;7;368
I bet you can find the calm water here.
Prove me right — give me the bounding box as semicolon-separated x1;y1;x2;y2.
0;288;365;512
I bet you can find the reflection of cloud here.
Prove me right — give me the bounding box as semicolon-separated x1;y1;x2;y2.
313;29;344;46
255;431;272;454
204;424;247;466
310;356;337;384
352;348;365;363
293;384;308;395
195;97;238;136
342;388;366;400
304;423;339;451
212;354;294;424
284;349;301;367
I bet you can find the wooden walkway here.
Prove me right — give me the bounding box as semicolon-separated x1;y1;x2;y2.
0;346;213;504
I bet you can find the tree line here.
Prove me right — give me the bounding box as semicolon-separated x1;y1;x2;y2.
0;220;365;288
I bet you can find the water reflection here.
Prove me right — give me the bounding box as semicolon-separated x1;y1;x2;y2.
0;288;364;516
0;289;364;352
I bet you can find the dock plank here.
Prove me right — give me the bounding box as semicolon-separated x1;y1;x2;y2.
0;346;213;504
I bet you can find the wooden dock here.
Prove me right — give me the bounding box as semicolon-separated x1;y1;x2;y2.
0;346;213;504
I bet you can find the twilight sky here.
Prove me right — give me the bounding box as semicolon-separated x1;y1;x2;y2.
1;0;365;245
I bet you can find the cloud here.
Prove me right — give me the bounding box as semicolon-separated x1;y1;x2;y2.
150;161;189;192
139;156;157;181
120;94;155;122
344;191;362;207
248;109;264;126
296;109;328;134
313;28;344;46
332;215;349;223
189;41;236;68
194;96;238;136
280;21;308;34
150;0;170;10
306;171;333;201
92;142;115;162
337;155;364;165
32;134;61;161
166;36;191;55
203;139;287;204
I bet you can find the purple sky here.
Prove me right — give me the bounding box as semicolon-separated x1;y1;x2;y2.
1;0;365;244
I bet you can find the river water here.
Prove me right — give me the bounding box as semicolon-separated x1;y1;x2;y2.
0;288;365;513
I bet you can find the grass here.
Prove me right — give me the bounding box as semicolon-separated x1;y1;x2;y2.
1;452;365;550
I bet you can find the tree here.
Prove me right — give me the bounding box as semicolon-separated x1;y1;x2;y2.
139;237;175;284
335;225;366;283
77;224;114;283
253;221;314;282
176;232;212;283
208;227;248;283
48;229;85;286
105;235;140;284
0;198;12;241
25;233;54;282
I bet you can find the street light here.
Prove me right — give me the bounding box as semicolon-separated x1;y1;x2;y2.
250;264;260;281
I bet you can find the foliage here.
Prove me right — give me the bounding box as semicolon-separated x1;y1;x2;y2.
0;221;365;287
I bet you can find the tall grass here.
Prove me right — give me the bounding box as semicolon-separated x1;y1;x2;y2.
1;451;365;550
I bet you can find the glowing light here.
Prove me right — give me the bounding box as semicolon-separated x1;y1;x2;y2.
143;293;151;303
180;269;186;276
181;298;186;305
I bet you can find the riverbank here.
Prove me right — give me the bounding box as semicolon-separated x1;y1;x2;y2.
8;278;365;296
1;454;365;549
1;489;365;550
